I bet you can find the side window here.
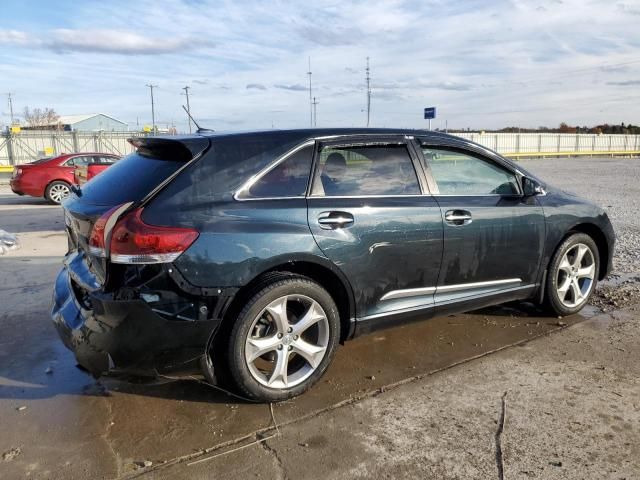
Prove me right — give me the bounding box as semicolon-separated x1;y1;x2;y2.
422;147;519;195
243;145;313;198
65;156;91;167
311;144;420;196
97;156;116;164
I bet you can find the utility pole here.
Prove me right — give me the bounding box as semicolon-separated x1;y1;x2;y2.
146;84;158;134
307;57;313;128
182;85;192;134
365;57;371;127
312;97;319;127
6;93;15;124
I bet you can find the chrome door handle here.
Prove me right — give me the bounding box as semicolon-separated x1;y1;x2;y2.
317;212;354;229
444;210;472;226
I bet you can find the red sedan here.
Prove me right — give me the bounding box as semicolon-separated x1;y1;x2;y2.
10;153;120;204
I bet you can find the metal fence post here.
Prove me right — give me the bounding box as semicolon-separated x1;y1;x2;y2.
72;131;79;152
6;132;15;166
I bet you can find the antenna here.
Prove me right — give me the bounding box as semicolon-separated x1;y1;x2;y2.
365;57;371;127
181;86;192;133
307;57;313;128
181;105;213;133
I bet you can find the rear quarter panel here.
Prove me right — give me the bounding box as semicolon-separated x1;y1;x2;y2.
146;199;328;288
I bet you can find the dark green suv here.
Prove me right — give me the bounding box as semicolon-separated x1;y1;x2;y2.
51;129;614;402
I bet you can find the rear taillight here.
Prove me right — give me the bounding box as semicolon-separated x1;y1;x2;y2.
88;205;121;257
110;208;198;264
13;167;22;178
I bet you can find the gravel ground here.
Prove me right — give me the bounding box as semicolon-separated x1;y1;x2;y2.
521;156;640;310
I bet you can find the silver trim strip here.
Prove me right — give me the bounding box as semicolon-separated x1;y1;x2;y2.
380;278;522;302
380;286;436;301
365;284;535;321
437;278;522;293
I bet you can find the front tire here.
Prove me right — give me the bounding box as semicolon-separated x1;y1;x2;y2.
545;233;599;316
45;181;71;204
225;276;340;402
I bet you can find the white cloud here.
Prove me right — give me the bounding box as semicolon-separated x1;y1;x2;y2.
274;84;308;92
0;28;203;54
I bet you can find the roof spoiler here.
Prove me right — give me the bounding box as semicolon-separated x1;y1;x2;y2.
127;137;210;161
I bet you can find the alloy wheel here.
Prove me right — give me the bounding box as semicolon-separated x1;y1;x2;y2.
556;243;596;308
244;294;329;389
49;183;70;203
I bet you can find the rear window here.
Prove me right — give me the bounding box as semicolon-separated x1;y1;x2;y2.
143;132;309;224
77;152;184;205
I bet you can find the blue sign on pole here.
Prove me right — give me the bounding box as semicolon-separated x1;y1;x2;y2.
424;107;436;119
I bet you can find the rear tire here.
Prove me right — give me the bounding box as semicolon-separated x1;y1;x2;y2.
545;233;599;316
45;180;71;204
223;275;340;402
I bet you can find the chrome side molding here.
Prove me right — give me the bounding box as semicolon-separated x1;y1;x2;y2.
437;278;522;293
380;286;437;301
380;278;522;302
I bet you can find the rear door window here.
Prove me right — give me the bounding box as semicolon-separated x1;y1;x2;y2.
311;144;420;196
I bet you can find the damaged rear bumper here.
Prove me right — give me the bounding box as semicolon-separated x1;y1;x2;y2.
51;253;225;377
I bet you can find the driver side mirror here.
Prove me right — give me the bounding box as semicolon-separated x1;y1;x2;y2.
522;176;546;196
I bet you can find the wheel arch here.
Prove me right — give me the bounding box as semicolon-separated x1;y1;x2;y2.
221;257;357;343
44;178;71;195
555;222;610;281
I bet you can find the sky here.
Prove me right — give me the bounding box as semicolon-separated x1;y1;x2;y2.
0;0;639;132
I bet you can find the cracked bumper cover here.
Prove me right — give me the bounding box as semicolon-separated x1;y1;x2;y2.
51;260;222;377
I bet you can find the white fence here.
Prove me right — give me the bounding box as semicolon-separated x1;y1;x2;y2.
0;131;146;166
1;131;640;166
454;132;640;157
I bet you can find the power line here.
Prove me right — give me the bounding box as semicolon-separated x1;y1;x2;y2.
307;57;313;128
182;85;192;134
145;84;158;134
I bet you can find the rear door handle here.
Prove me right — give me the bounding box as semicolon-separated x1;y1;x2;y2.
317;211;355;229
444;210;472;226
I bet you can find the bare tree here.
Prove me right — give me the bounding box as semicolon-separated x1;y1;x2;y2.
23;107;60;128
